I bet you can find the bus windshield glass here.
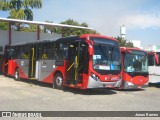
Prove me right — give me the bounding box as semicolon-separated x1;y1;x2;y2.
124;50;148;72
92;44;121;74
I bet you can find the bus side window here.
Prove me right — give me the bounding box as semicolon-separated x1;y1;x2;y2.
22;46;30;59
56;43;68;60
19;46;24;59
42;46;48;59
38;44;47;60
13;46;20;59
8;47;14;59
38;44;55;60
148;54;155;66
47;43;55;60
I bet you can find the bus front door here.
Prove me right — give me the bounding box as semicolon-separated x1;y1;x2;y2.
28;47;36;79
66;42;87;85
66;42;80;85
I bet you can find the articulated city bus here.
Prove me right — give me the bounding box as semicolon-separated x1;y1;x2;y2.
2;34;122;89
120;47;149;89
148;51;160;84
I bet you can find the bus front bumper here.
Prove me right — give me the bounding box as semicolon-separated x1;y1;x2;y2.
87;76;122;89
121;80;148;89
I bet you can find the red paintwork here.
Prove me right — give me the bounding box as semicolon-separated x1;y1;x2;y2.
82;73;89;89
7;60;28;78
122;72;148;85
3;34;121;89
8;60;15;75
120;47;149;88
121;47;146;53
80;34;118;42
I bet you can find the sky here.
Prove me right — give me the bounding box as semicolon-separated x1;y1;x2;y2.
0;0;160;47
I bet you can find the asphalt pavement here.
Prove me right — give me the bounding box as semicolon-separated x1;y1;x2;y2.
0;75;160;120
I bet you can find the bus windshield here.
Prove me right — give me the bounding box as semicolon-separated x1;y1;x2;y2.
92;44;121;74
124;50;148;73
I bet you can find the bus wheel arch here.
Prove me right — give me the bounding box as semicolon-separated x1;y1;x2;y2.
53;71;63;89
14;67;20;80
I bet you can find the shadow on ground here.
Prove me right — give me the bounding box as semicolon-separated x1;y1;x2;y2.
63;87;117;95
8;77;117;95
148;82;160;88
108;88;146;92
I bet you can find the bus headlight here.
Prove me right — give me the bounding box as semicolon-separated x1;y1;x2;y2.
91;73;100;81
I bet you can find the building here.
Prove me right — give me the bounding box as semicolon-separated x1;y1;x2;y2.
144;45;160;51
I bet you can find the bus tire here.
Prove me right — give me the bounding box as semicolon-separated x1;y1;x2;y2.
53;73;63;89
14;68;20;81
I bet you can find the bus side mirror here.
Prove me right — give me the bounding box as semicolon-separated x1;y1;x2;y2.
88;45;94;56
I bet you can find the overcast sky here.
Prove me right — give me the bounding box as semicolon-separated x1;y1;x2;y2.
0;0;160;47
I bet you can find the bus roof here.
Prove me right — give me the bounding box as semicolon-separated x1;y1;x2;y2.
10;34;119;46
0;17;94;30
10;38;58;46
80;34;118;42
120;47;146;53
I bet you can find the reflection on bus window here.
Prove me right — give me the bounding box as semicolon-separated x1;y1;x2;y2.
124;50;148;72
93;45;121;71
56;43;68;60
148;54;155;66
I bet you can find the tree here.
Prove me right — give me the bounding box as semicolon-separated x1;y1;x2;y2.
0;22;8;30
0;0;42;31
116;36;134;47
60;19;98;36
20;24;37;32
43;21;55;33
0;0;42;20
43;19;98;36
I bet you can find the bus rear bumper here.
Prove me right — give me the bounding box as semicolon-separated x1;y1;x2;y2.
87;76;122;89
121;80;148;89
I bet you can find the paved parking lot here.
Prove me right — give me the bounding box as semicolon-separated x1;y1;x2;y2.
0;75;160;120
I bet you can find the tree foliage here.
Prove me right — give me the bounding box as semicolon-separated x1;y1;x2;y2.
0;22;8;30
19;24;37;32
116;36;134;48
0;0;42;20
0;0;42;31
43;19;98;37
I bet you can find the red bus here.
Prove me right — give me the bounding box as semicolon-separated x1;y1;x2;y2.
2;34;122;89
148;51;160;84
120;47;149;89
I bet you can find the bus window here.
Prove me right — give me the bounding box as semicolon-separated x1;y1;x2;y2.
47;44;55;59
12;46;23;59
22;46;30;59
38;43;55;60
39;45;48;59
8;47;14;59
148;54;155;66
56;43;68;60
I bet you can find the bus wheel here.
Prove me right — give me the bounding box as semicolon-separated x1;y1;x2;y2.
53;73;63;89
14;68;20;80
